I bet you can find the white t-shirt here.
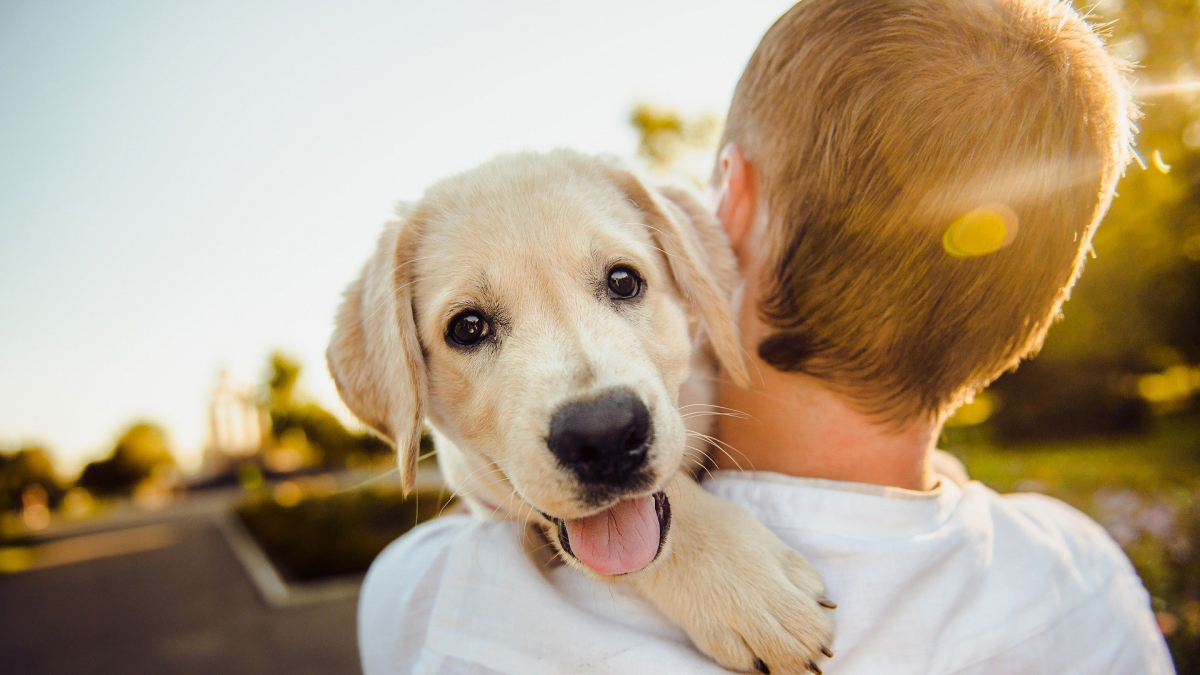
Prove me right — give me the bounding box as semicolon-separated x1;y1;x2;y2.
358;471;1174;675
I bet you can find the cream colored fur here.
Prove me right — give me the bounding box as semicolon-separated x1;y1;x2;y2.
329;150;833;673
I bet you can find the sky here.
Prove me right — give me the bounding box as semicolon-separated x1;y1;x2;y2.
0;0;798;474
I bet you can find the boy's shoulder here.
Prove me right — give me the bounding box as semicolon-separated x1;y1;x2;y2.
984;486;1138;585
933;483;1173;673
997;489;1135;566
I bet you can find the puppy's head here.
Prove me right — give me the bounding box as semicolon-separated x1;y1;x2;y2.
328;151;746;572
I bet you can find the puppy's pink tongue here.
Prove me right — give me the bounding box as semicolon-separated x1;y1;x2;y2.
563;495;659;575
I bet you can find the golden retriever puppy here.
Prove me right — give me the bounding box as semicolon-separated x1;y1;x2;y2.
328;150;834;673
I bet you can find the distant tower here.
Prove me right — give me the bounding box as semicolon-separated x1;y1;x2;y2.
202;369;266;474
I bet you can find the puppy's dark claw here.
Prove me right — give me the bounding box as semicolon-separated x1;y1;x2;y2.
754;657;770;674
821;646;834;658
808;662;822;675
817;596;837;609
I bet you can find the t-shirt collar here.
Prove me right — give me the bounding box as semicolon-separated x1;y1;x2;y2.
702;469;965;539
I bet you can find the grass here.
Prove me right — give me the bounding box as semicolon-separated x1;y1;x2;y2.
950;414;1200;508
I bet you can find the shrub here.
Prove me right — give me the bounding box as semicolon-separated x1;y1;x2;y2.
236;485;454;582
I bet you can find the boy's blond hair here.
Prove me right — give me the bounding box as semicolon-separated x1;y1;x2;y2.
721;0;1135;422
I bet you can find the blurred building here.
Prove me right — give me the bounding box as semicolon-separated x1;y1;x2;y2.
201;370;266;476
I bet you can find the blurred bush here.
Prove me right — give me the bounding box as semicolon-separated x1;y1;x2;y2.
988;359;1153;441
0;446;63;513
236;484;453;582
76;422;175;497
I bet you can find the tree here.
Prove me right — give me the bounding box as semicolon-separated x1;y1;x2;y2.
77;422;175;496
629;103;721;184
261;352;393;469
267;351;301;411
0;445;63;513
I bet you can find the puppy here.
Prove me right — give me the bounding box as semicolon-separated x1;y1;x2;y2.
329;150;834;673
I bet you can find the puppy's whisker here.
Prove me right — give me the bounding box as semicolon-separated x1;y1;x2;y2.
695;430;753;467
681;409;747;416
436;462;509;517
687;430;754;472
451;460;500;491
452;467;509;500
393;254;437;271
461;475;517;503
358;271;456;326
685;443;720;483
335;466;401;495
636;223;694;266
448;477;507;508
679;403;753;415
687;430;741;471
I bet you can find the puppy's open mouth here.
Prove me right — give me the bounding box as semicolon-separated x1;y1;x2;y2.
544;491;670;576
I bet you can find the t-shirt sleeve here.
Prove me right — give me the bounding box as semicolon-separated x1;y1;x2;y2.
358;515;477;675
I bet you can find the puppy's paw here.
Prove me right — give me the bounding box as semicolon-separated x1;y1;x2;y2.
681;545;834;674
630;477;835;674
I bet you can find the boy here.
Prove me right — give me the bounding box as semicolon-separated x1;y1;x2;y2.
358;0;1173;672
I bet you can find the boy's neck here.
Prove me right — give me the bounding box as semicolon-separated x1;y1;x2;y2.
711;357;941;492
709;185;940;491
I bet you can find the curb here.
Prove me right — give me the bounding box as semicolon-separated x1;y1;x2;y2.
214;511;362;608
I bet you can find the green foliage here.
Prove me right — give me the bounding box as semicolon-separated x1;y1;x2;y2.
236;486;453;581
269;403;391;467
77;422;175;496
262;352;393;469
266;351;301;410
630;103;721;182
0;446;63;513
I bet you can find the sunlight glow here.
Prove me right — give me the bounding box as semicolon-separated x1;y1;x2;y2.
1133;80;1200;98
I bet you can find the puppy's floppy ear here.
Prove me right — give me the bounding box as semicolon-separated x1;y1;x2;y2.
602;164;751;388
327;208;427;493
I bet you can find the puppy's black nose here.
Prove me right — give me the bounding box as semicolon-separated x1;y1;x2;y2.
547;387;653;486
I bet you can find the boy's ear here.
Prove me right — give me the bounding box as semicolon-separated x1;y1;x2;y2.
327;209;428;493
601;163;751;388
715;143;758;261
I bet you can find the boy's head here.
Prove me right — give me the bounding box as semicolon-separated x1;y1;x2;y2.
715;0;1135;424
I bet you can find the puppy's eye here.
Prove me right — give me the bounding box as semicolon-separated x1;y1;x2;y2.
607;265;642;300
447;311;491;347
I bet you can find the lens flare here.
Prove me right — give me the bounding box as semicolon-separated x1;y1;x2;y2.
943;204;1018;258
1151;149;1171;174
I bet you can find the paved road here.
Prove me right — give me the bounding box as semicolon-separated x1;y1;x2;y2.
0;515;361;675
